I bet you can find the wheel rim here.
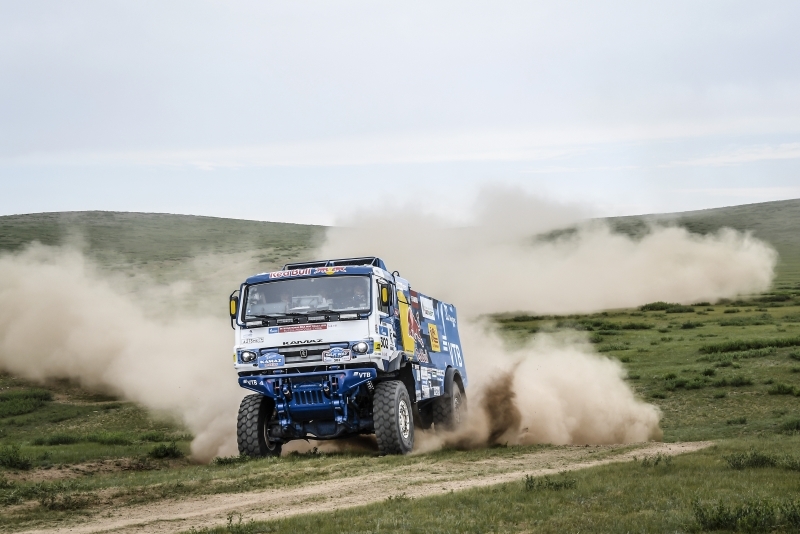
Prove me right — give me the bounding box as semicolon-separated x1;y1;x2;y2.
262;425;279;451
263;407;279;451
398;399;411;440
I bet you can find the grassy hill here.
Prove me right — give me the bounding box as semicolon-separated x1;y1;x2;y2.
1;198;798;283
610;198;800;285
0;210;324;269
1;200;800;532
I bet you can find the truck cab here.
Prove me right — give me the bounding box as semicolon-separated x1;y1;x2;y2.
230;257;468;455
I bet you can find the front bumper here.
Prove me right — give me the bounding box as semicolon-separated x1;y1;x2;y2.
238;367;377;430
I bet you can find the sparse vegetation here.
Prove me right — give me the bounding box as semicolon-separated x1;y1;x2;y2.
0;444;32;470
524;473;576;491
1;204;800;532
148;442;185;459
699;336;800;354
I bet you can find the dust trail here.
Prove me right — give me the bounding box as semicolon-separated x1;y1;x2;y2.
414;327;663;453
320;186;776;448
0;244;253;461
319;186;776;315
0;188;778;458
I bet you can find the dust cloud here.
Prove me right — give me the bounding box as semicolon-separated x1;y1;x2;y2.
0;188;778;457
320;186;777;447
0;244;247;461
413;328;663;453
319;186;777;316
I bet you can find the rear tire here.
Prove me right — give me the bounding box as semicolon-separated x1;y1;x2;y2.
374;381;414;455
433;376;465;431
237;394;282;457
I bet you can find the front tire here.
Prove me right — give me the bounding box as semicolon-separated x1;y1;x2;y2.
237;394;282;457
374;380;414;455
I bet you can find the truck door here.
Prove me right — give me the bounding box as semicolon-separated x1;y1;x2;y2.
375;279;398;356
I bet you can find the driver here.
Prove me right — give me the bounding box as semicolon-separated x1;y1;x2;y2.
352;283;368;307
279;289;292;312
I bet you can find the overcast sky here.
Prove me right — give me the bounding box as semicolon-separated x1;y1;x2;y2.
1;1;799;225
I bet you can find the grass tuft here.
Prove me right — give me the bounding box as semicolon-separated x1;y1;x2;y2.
767;384;796;396
213;455;255;467
140;431;168;442
0;389;53;418
32;434;81;446
779;419;800;434
39;492;99;511
0;444;33;470
713;376;753;388
524;474;576;491
699;336;800;354
725;451;778;469
148;441;184;459
692;499;779;531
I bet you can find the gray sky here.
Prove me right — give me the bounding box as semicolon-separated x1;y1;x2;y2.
1;1;799;225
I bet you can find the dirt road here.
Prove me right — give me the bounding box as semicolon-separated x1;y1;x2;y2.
21;441;711;534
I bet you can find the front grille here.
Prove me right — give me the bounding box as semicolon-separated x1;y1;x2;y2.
285;353;322;363
276;344;330;364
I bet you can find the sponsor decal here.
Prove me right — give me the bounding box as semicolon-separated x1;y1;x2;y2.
314;266;347;275
243;379;259;386
374;341;381;353
242;337;264;344
428;323;441;352
257;353;284;368
432;386;441;396
354;371;372;378
269;268;312;279
445;305;457;327
322;347;352;362
283;339;322;345
378;325;389;336
268;327;279;334
278;324;327;333
449;343;464;367
420;296;435;320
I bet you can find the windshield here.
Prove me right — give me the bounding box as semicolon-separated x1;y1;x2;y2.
244;276;371;317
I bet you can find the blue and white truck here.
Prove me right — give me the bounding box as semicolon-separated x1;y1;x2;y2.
229;257;468;455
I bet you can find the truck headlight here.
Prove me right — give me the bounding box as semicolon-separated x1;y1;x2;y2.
352;341;369;354
241;351;257;363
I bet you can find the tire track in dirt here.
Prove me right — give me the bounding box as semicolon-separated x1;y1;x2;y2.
20;441;712;534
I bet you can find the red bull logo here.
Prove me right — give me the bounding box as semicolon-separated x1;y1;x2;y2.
314;266;347;275
267;266;346;279
407;307;425;346
269;268;312;279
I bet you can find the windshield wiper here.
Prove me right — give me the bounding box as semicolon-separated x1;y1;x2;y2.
244;314;286;320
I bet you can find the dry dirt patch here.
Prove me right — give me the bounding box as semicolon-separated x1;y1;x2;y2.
20;441;711;534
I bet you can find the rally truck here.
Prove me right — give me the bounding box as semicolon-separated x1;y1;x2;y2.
229;257;467;455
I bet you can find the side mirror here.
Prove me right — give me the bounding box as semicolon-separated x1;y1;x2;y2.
229;295;239;319
380;285;390;306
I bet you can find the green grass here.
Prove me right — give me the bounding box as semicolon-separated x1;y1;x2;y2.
184;438;800;534
0;211;324;266
1;201;800;531
0;373;189;468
